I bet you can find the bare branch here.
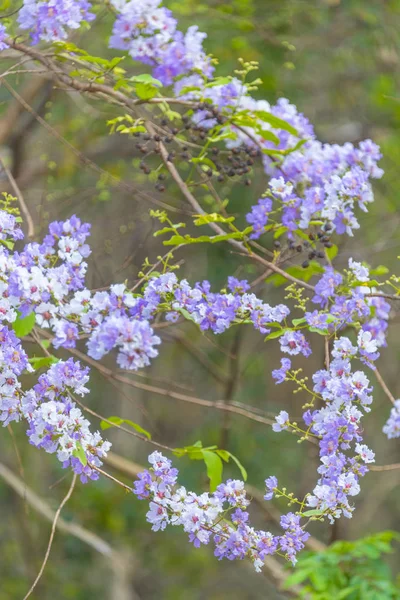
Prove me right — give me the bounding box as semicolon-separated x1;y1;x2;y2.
0;155;34;238
23;474;77;599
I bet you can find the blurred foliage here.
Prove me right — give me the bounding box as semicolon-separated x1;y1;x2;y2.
284;531;400;599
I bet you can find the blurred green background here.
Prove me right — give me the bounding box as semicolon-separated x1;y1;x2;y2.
0;0;400;598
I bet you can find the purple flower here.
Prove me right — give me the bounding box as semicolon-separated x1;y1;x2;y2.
272;410;289;432
0;23;8;51
246;197;273;239
272;358;291;384
313;267;343;307
280;331;312;357
383;400;400;439
305;310;330;330
264;476;278;500
18;0;95;44
227;277;250;295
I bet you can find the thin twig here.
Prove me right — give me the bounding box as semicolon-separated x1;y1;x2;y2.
23;474;77;599
374;367;396;405
324;336;330;370
369;463;400;472
0;155;34;238
0;462;114;556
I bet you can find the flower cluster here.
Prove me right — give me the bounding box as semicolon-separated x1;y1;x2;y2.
18;0;95;44
109;0;212;85
25;359;111;482
310;260;390;352
133;452;310;569
0;0;397;575
0;24;8;51
272;335;377;522
383;400;400;439
33;270;290;369
0;325;111;483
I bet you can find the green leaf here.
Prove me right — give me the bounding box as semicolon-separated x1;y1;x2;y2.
130;74;162;87
225;451;247;481
193;213;235;226
256;128;280;145
254;110;298;136
100;416;151;439
12;312;36;338
264;329;285;340
201;450;223;492
325;244;338;261
72;441;87;467
274;225;288;239
302;509;325;517
370;265;389;276
29;356;59;370
309;326;329;336
292;317;306;326
205;77;232;87
134;82;159;100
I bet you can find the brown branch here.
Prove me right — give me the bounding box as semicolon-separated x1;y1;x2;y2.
0;155;34;238
23;474;77;599
0;76;45;144
8;41;317;294
0;78;183;215
0;462;115;556
374;367;396;405
369;463;400;472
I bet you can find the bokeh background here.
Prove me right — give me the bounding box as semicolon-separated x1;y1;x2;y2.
0;0;400;598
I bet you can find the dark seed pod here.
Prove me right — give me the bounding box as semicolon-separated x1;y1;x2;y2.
273;240;281;249
302;260;310;269
157;173;166;181
217;174;224;182
308;251;316;260
308;232;315;241
296;244;303;253
244;178;251;186
324;241;333;248
317;251;325;259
